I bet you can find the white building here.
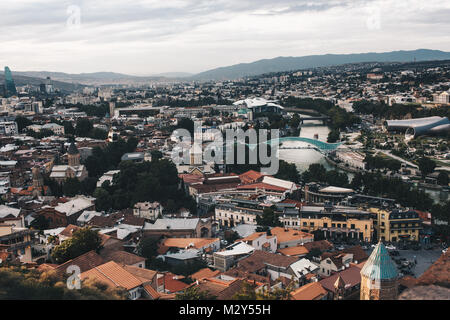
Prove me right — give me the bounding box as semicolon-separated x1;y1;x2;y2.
133;202;163;220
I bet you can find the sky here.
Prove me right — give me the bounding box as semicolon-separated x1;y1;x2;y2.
1;0;450;75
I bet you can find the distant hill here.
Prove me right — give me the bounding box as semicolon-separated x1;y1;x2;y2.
0;72;86;93
12;71;167;84
192;49;450;80
151;72;193;78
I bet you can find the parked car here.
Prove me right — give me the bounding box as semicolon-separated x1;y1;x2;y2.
336;246;345;251
386;245;396;250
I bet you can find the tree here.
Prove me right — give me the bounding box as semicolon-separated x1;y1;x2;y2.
0;267;126;300
176;286;217;300
418;157;436;177
275;160;300;184
437;172;449;186
93;188;112;212
75;118;93;137
15;116;33;133
51;228;102;264
137;237;160;262
256;208;282;227
30;215;49;231
63;178;81;197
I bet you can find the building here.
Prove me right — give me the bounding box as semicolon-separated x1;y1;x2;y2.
281;205;374;242
50;142;88;183
213;241;255;272
360;242;399;300
143;218;214;238
0;223;36;263
290;282;328;300
320;265;364;299
270;227;313;249
4;67;17;97
304;184;355;204
133;202;163;220
0;121;18;135
335;151;366;170
385;116;450;138
240;231;277;253
96;170;120;188
432;91;450;104
370;208;422;242
53;196;96;225
80;261;146;300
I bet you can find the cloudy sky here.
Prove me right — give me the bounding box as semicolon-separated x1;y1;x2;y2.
1;0;449;75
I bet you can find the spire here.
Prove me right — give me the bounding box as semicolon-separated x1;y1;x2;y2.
360;242;398;281
67;142;79;155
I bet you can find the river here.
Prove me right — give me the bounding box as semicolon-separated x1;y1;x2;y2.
278;114;446;203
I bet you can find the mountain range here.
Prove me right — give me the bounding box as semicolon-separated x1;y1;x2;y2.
3;49;450;86
192;49;450;80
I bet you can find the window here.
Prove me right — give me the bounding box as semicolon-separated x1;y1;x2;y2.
303;222;307;226
310;222;314;227
351;224;355;229
332;223;336;228
337;224;341;228
323;223;328;228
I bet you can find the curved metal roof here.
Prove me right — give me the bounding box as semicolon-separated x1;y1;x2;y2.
360;242;398;281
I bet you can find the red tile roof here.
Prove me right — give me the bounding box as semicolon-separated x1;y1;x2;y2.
157;272;190;293
190;268;221;281
319;266;362;293
239;170;264;184
237;182;287;192
81;261;143;291
291;282;327;300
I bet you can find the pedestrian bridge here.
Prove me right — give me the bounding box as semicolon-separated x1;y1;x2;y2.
246;136;343;152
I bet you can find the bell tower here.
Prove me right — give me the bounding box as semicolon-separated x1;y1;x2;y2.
67;142;80;167
360;242;399;300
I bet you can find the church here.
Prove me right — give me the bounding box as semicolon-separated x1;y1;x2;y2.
50;142;88;183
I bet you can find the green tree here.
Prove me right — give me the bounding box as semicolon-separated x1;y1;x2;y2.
30;215;49;231
137;237;160;262
63;178;81;197
437;172;449;186
51;228;102;263
256;208;282;227
176;286;217;300
418;157;436;177
93;188;112;212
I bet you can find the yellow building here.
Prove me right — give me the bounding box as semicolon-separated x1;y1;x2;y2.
369;208;422;242
0;224;36;263
281;206;374;243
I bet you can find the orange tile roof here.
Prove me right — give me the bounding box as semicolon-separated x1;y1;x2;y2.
157;272;190;293
239;170;264;184
190;268;221;281
241;232;266;242
59;224;81;238
80;261;143;291
270;227;314;244
278;245;309;257
237;182;287;192
291;282;327;300
160;238;219;250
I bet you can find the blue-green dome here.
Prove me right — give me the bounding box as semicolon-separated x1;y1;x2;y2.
361;242;398;281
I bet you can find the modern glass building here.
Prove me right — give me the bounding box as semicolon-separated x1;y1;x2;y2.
4;66;17;97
